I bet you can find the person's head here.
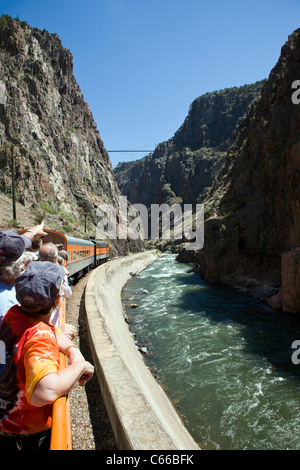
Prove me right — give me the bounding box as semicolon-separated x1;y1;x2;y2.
0;230;32;263
56;255;64;266
0;255;26;280
27;237;42;253
15;261;65;318
58;250;68;262
38;242;58;263
19;251;38;270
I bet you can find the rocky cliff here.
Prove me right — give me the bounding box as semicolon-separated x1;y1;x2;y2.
114;81;265;209
178;28;300;312
0;16;133;254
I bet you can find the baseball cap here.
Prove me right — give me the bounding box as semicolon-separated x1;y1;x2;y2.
15;261;65;308
0;230;32;262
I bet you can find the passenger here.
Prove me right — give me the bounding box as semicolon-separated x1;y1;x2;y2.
19;251;39;270
0;230;32;262
0;225;46;320
26;237;42;253
58;250;70;276
56;255;64;266
58;250;68;263
0;261;94;451
39;244;75;338
56;255;72;297
38;242;58;263
0;255;25;319
50;256;72;329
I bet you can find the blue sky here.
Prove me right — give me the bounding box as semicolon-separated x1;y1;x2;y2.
1;0;300;168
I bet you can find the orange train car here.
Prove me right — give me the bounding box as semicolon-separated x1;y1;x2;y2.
66;236;109;279
19;229;109;279
18;228;109;279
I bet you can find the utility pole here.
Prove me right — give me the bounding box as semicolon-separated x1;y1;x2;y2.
0;141;27;221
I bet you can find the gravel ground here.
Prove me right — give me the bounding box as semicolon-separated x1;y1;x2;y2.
65;272;116;451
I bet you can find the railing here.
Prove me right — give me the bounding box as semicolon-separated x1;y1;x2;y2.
50;299;72;450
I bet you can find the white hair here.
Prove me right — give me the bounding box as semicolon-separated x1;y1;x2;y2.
0;252;38;280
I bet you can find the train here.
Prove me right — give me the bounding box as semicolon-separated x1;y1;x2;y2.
19;228;109;281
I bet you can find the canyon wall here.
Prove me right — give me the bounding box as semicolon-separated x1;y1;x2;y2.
181;29;300;312
114;82;265;209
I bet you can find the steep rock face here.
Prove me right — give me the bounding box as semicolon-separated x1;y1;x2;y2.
0;17;119;237
114;82;265;208
186;28;300;311
281;249;300;313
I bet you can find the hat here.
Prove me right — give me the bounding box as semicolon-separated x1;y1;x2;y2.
0;230;32;262
15;261;65;308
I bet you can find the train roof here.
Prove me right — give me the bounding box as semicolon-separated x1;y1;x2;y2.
18;229;108;249
94;239;109;247
65;235;95;247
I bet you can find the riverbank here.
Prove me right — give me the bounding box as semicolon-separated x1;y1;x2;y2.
84;251;200;451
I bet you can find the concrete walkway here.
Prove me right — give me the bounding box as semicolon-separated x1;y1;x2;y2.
85;251;200;451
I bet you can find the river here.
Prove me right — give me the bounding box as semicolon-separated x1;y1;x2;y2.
121;253;300;450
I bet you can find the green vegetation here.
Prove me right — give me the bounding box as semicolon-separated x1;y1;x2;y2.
0;14;12;29
0;14;28;30
62;224;74;234
5;218;21;228
34;210;45;225
40;201;56;214
58;209;76;224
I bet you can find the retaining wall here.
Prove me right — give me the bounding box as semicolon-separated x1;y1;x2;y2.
85;252;200;450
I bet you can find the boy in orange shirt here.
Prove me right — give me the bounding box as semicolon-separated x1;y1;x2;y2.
0;261;94;450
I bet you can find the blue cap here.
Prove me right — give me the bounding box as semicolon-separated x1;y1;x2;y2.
0;230;32;262
15;261;65;308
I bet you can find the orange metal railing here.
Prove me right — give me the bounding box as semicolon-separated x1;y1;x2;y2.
50;299;72;450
